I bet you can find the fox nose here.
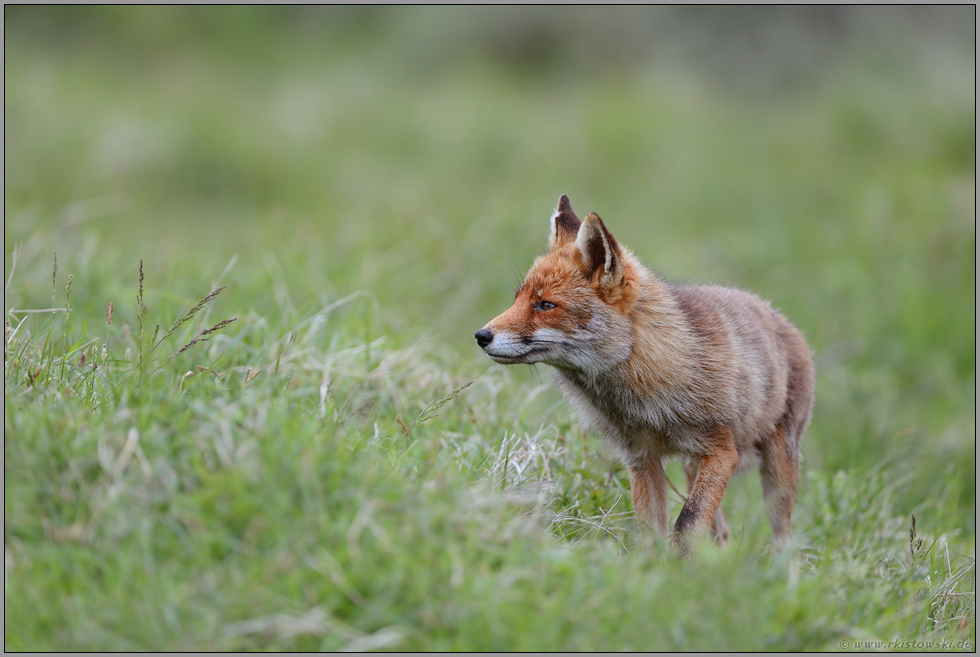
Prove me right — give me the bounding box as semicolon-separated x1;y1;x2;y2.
475;328;494;348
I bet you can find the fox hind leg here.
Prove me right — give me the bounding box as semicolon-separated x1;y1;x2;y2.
758;423;799;549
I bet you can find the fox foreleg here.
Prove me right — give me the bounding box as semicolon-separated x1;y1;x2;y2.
673;427;739;555
683;456;732;544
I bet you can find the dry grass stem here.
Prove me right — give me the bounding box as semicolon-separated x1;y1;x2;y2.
7;308;71;315
5;242;22;294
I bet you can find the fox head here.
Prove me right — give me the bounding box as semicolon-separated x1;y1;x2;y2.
476;195;641;372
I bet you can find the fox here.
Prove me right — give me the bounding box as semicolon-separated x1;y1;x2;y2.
475;195;814;553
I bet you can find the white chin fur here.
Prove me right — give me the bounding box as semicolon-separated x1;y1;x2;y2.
483;330;553;363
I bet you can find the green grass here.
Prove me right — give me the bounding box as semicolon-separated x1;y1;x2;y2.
4;7;976;651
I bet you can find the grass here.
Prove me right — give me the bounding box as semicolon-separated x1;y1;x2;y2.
4;7;976;651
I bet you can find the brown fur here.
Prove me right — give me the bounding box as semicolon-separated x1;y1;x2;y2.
477;195;815;552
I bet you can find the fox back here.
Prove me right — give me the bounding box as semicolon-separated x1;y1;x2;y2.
476;195;814;552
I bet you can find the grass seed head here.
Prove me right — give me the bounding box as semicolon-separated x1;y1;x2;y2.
170;317;238;359
153;285;227;352
51;251;58;306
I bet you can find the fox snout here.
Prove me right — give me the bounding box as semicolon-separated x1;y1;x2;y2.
475;320;551;365
474;328;494;348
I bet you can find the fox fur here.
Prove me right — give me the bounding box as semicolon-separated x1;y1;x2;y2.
476;195;815;552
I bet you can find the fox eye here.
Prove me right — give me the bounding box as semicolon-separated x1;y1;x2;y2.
536;301;557;311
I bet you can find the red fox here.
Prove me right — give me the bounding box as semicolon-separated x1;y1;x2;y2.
476;195;815;553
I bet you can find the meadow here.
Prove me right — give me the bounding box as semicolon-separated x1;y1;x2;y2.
4;7;975;650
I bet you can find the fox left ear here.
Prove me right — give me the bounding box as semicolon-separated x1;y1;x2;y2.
549;194;581;249
576;212;623;284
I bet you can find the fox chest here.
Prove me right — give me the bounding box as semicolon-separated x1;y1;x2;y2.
551;368;703;461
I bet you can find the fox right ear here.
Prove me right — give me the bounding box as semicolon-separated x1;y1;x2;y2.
549;194;581;249
576;212;622;284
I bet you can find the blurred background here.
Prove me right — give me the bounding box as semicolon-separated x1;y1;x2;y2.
4;6;975;513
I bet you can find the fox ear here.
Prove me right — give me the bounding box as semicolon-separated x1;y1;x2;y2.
576;212;622;283
549;194;581;249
